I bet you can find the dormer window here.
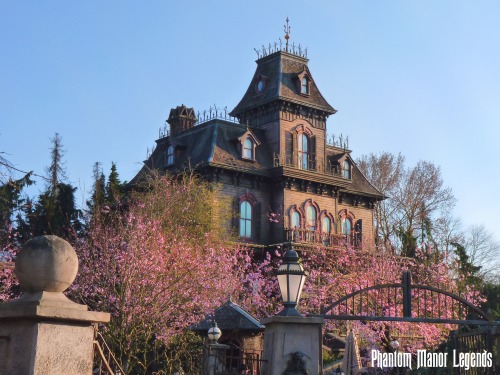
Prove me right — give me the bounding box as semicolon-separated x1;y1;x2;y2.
243;138;254;159
166;145;174;166
342;160;351;179
238;131;260;161
254;75;269;95
297;70;311;96
301;77;309;94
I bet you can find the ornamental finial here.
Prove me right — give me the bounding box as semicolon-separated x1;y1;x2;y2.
284;17;291;52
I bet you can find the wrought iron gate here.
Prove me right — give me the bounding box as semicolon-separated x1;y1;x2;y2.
310;271;500;374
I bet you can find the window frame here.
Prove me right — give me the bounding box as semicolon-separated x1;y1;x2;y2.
306;205;317;231
342;160;351;179
166;145;174;166
239;201;252;239
243;138;254;160
301;77;308;94
298;133;310;170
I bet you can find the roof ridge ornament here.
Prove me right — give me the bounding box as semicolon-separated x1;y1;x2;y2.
252;18;307;59
284;17;291;52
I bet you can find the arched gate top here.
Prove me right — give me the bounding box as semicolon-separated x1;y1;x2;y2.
313;271;497;326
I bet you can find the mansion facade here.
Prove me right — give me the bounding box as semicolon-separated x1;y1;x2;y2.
134;44;383;250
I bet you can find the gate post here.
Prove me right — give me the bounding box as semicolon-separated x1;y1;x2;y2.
0;236;110;375
260;316;324;375
494;326;500;372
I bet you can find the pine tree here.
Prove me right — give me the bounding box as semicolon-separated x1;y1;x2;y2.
87;162;106;213
451;242;482;291
105;162;123;205
29;133;81;239
0;173;33;243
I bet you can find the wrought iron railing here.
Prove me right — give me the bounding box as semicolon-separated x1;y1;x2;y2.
158;105;239;139
93;328;125;375
273;153;349;179
225;353;265;375
449;329;495;375
285;228;358;248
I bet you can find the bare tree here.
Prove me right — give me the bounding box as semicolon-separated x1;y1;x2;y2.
464;224;500;282
358;152;455;255
357;152;405;250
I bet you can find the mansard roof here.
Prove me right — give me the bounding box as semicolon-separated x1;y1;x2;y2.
326;148;383;198
230;51;336;118
132;118;383;200
131;119;272;185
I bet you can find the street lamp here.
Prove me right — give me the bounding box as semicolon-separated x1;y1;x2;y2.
391;339;400;353
276;247;308;316
207;322;222;344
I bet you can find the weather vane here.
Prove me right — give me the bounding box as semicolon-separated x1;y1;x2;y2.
284;17;291;52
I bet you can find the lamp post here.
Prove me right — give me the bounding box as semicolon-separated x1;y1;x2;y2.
391;339;400;374
207;322;222;344
391;339;400;353
204;322;228;375
276;247;308;317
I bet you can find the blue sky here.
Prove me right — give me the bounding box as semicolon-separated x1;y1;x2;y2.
1;1;499;243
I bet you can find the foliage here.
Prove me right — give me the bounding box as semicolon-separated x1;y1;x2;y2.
451;242;482;291
13;133;82;241
0;172;33;243
296;243;483;354
70;172;243;374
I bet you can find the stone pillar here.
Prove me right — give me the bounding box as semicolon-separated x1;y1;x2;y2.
260;316;324;375
203;343;230;375
0;235;110;375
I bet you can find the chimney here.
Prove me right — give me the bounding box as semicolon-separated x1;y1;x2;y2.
167;105;197;135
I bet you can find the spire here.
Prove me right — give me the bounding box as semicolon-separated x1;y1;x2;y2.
284;17;291;52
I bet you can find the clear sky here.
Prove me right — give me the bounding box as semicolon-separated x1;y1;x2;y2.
1;1;499;243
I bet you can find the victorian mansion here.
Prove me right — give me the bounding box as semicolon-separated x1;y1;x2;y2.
133;42;384;250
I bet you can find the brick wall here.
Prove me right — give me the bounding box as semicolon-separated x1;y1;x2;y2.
283;189;374;242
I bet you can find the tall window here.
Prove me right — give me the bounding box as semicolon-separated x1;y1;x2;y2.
298;133;309;170
166;145;174;166
291;211;301;229
341;217;352;235
306;205;316;231
243;138;253;160
301;77;308;94
322;216;331;245
240;201;252;238
342;160;351;179
322;216;331;234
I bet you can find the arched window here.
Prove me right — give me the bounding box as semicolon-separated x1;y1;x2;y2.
291;211;301;229
243;138;253;160
301;77;308;94
240;201;252;238
322;216;331;234
341;217;352;235
166;145;174;166
306;205;316;231
298;133;309;170
322;216;331;246
342;160;351;179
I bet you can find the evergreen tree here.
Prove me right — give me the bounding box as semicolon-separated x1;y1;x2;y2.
105;162;123;205
26;134;81;239
0;173;33;243
87;162;106;213
451;242;482;291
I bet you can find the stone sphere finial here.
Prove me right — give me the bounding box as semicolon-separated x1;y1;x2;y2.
15;235;79;293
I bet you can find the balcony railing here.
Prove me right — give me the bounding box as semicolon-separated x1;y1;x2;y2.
273;153;348;179
285;228;361;248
